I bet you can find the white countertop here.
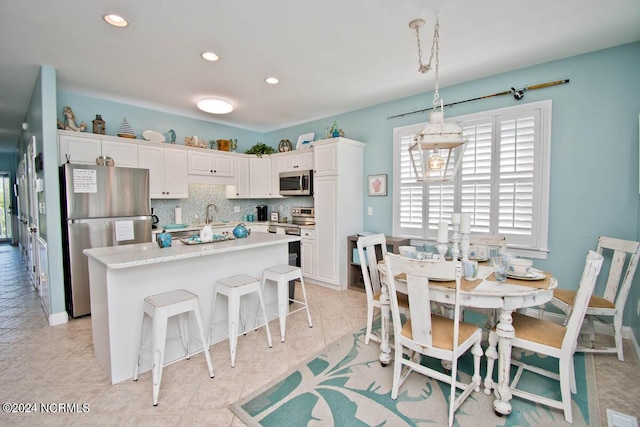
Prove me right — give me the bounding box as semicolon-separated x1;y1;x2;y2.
84;232;300;270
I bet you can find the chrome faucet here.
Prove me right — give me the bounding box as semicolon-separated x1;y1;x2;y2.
205;203;219;225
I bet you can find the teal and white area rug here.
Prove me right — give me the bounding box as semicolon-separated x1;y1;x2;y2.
230;326;599;427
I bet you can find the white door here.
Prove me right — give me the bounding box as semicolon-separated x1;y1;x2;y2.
26;137;40;287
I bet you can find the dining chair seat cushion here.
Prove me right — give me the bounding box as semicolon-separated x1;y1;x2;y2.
401;315;479;350
373;291;410;308
511;312;566;349
553;289;616;309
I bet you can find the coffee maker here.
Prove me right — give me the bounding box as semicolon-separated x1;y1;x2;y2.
256;205;268;222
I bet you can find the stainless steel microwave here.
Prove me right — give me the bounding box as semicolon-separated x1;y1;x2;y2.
279;170;313;196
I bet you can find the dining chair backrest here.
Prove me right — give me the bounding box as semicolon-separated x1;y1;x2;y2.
357;234;388;300
385;254;460;349
595;236;640;310
563;250;603;352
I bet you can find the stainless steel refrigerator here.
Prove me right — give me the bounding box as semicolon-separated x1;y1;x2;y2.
60;163;152;317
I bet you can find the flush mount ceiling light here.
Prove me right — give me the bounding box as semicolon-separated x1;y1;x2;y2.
197;99;233;114
407;16;467;182
103;13;129;28
201;52;219;62
265;77;279;85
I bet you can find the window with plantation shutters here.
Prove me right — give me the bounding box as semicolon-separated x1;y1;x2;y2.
392;100;551;257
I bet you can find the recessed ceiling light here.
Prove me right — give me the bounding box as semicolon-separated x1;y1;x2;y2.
265;77;279;85
201;52;220;62
103;14;129;28
197;99;233;114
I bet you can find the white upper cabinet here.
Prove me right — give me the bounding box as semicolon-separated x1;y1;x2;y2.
101;140;139;168
280;150;314;172
187;150;235;177
313;139;339;176
249;156;273;198
138;144;188;199
58;131;138;167
226;157;250;199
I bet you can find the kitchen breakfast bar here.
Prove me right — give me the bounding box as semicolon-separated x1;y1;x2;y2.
84;232;299;384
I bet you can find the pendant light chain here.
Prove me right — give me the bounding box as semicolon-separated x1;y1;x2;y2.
431;19;440;108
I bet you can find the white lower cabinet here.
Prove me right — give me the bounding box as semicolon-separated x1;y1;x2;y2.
138;144;188;199
301;228;316;279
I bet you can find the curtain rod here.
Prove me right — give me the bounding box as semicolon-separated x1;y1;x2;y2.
388;79;570;120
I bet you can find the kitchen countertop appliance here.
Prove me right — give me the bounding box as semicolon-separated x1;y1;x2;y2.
256;205;268;222
60;164;152;317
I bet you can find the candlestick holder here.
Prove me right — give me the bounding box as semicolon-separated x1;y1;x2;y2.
451;223;460;261
437;242;448;260
460;232;470;261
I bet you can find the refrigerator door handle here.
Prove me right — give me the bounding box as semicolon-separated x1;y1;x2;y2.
69;215;152;224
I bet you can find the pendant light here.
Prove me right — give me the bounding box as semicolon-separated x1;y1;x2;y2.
407;17;466;182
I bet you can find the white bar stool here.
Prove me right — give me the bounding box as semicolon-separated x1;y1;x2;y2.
209;274;273;367
261;265;313;342
133;289;214;406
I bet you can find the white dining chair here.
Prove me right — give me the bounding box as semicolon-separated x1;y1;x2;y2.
485;250;603;423
548;236;639;361
385;254;483;427
356;234;409;344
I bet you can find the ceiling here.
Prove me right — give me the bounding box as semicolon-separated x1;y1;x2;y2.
1;0;639;153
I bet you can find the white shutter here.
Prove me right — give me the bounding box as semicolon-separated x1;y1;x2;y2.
397;129;425;233
460;119;493;234
498;112;538;246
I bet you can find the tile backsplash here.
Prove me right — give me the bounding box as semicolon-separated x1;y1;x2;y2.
151;184;313;225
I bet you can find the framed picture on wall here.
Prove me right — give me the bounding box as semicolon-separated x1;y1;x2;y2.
368;174;387;196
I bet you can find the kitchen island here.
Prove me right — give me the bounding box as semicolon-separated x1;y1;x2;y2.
84;232;299;384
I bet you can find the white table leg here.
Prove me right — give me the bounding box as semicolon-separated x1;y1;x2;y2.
493;309;515;416
378;283;392;366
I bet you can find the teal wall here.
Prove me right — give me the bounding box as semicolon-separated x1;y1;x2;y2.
17;65;65;316
266;42;640;340
15;43;640;342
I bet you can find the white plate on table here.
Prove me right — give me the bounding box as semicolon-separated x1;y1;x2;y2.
506;270;545;281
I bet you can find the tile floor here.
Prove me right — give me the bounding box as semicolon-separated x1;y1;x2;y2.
0;243;638;426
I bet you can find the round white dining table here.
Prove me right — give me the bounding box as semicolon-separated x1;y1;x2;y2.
377;262;557;417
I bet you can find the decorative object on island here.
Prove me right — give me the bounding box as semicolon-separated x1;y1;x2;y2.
185;136;206;148
278;139;293;152
57;106;87;132
245;142;276;157
406;16;467;182
117;117;136;138
156;230;172;248
92;114;106;134
232;223;250;239
367;174;387;196
168;129;176;144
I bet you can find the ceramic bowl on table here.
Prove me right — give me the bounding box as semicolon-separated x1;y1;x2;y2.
398;246;416;257
508;258;533;276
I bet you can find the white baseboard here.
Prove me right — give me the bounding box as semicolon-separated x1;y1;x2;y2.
48;311;69;326
522;307;640;363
